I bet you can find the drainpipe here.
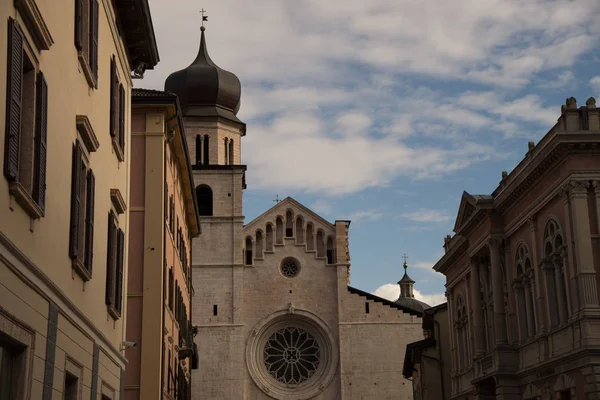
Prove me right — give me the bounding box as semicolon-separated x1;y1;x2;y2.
160;129;167;398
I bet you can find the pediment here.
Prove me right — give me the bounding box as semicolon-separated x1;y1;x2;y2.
453;192;477;233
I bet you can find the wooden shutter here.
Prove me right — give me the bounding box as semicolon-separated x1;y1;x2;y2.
105;211;116;305
118;84;125;153
164;184;168;219
74;0;83;50
115;228;124;313
3;18;24;182
90;0;99;85
109;57;117;138
84;170;95;273
69;142;83;259
33;71;48;212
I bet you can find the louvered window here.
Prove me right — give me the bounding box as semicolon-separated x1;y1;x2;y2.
75;0;98;88
69;141;95;281
105;210;125;319
109;57;126;161
4;18;48;219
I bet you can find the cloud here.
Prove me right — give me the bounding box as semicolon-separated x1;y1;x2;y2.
139;0;597;195
310;199;334;215
591;76;600;95
373;284;446;307
402;209;452;223
347;209;384;223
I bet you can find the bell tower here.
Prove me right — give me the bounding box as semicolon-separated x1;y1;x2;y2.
165;22;247;398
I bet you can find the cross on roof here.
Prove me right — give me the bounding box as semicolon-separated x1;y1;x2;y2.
273;195;280;204
402;254;408;264
200;8;208;27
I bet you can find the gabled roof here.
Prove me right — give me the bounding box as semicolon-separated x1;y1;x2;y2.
347;286;425;317
402;337;436;378
243;196;337;231
452;191;493;233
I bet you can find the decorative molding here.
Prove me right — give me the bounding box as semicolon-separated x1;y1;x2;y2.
527;217;536;232
14;0;54;51
76;115;100;153
9;182;44;219
110;189;127;214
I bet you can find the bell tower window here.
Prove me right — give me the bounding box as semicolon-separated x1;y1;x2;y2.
203;134;209;165
196;185;213;216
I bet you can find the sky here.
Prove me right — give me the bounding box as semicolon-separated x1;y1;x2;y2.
139;0;600;307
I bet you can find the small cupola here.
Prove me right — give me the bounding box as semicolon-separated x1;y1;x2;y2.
165;25;243;126
394;255;431;315
398;259;415;298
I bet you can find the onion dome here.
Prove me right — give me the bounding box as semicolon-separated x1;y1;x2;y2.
165;26;243;126
395;259;430;314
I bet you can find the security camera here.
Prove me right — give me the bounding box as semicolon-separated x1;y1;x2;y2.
121;341;137;350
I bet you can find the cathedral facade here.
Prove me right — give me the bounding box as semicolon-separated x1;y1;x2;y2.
163;26;426;399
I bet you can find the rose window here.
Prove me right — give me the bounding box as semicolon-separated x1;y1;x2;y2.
263;327;320;385
280;258;300;278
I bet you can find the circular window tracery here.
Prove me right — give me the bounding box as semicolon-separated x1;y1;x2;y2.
280;258;300;278
264;327;320;385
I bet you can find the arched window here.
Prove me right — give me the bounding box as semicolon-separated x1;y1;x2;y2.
229;139;234;165
306;223;314;251
285;210;294;237
316;230;325;258
455;295;469;371
255;230;264;259
275;217;284;244
326;236;335;264
245;237;253;265
266;224;274;252
295;216;304;244
203;134;209;165
195;135;202;165
543;219;568;326
196;185;213;216
224;138;228;165
515;243;536;342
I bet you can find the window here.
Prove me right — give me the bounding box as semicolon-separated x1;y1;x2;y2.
245;237;253;265
543;219;569;327
316;230;325;258
64;370;79;400
75;0;99;87
306;223;314;251
69;141;95;280
285;210;294;237
228;139;234;165
4;18;48;219
326;237;335;264
280;257;300;278
109;57;125;161
255;230;263;259
105;210;124;319
275;217;283;244
195;135;202;165
0;345;15;400
295;217;304;244
0;310;34;400
223;138;228;165
515;244;536;342
168;268;174;311
203;134;209;164
196;185;213;216
265;224;274;252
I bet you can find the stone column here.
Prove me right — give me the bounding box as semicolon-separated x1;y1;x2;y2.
446;290;458;376
489;238;508;345
566;180;600;311
470;260;486;357
544;260;559;328
528;217;547;333
552;253;568;324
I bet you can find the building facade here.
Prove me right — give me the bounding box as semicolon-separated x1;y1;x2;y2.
434;97;600;399
126;90;200;400
403;302;451;400
162;26;425;400
0;1;157;399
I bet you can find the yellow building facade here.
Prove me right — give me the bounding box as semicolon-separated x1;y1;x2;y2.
0;1;158;399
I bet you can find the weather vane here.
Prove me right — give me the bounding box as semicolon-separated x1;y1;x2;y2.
402;253;408;265
200;8;208;28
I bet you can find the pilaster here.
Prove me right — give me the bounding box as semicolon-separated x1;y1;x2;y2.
488;238;508;345
564;180;599;312
470;260;486;357
529;216;548;333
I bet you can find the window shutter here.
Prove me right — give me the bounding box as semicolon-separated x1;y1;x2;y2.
69;142;83;259
109;57;117;138
90;0;99;85
119;83;125;153
84;170;95;273
106;211;116;305
164;184;168;219
3;18;24;182
74;0;83;50
115;228;124;314
33;71;48;212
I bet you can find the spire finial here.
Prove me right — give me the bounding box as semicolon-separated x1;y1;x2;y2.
200;8;208;31
273;195;280;204
402;253;408;269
